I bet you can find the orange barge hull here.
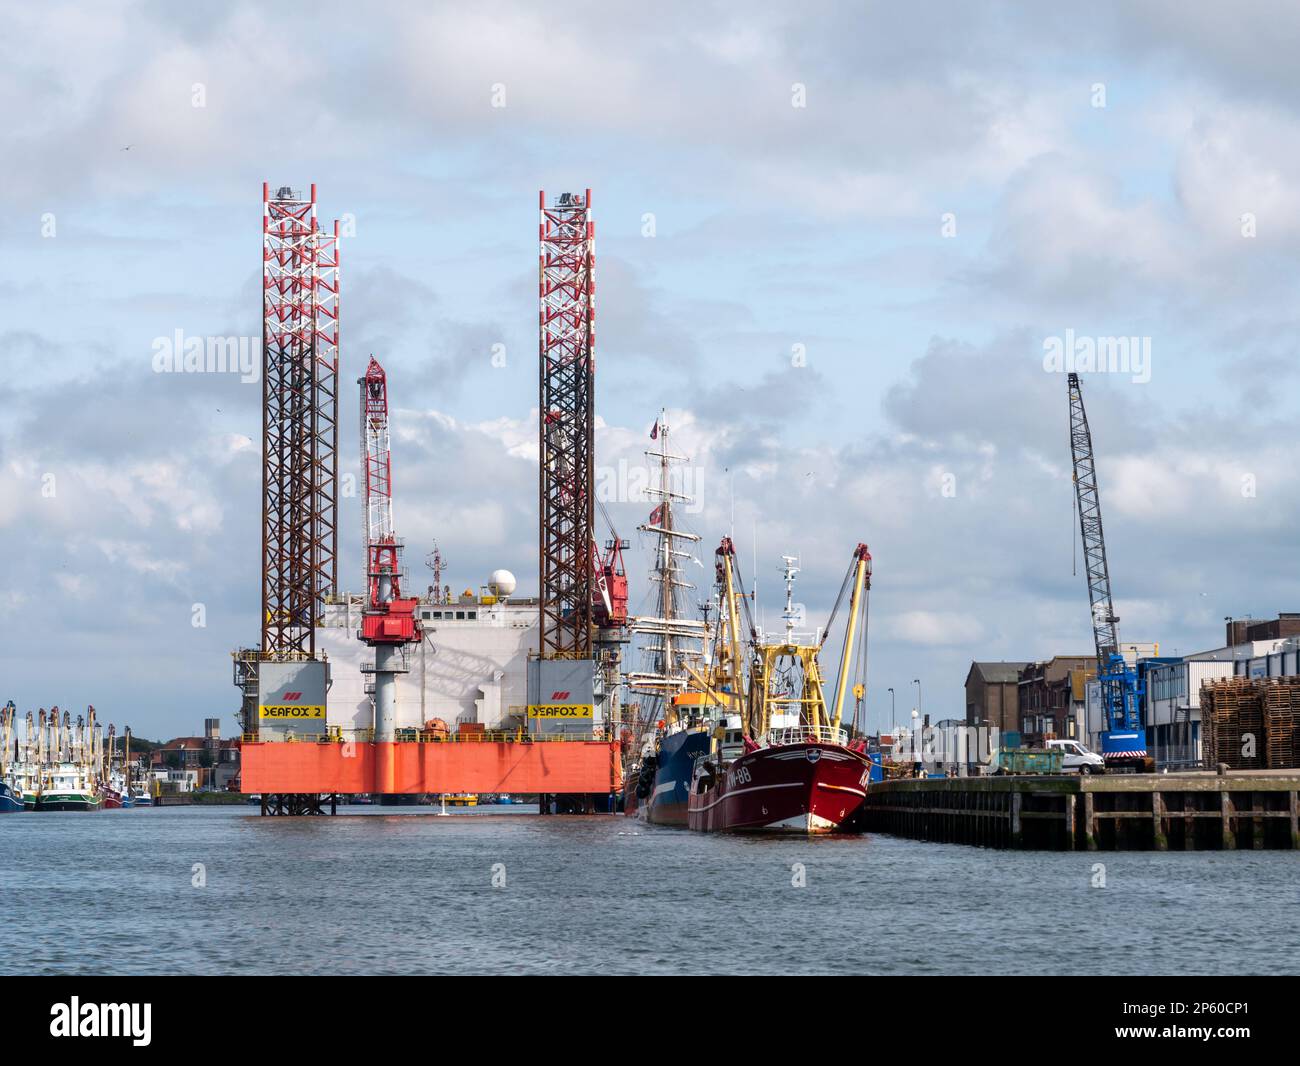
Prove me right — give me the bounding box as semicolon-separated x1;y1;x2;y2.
241;741;622;795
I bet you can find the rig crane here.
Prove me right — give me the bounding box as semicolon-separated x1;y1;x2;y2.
592;500;629;628
1067;372;1148;772
359;356;421;764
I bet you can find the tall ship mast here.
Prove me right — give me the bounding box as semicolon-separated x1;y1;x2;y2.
621;411;715;826
624;411;707;699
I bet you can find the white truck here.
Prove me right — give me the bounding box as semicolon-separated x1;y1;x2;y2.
1046;738;1105;774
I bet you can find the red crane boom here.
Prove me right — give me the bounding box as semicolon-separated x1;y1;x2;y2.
359;356;419;645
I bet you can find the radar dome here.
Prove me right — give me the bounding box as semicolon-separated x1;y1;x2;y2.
488;569;517;597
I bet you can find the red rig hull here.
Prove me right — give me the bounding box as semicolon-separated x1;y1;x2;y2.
687;742;871;833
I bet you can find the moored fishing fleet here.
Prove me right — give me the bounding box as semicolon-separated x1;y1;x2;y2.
0;701;145;813
620;413;879;834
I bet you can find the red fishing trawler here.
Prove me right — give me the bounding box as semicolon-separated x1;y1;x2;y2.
688;725;872;832
687;543;874;834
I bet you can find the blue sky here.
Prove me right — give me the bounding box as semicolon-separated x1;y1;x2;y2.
5;1;1300;739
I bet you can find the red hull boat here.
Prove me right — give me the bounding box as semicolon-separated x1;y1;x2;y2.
683;540;876;834
688;734;871;833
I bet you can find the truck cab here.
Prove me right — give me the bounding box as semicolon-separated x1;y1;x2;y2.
1047;739;1104;774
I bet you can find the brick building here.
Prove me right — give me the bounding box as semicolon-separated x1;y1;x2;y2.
964;662;1028;735
1017;655;1094;744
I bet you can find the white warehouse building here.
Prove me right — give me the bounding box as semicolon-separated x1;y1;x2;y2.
1129;638;1293;768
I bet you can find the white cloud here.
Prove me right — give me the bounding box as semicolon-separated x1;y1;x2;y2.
894;610;986;646
9;1;1300;737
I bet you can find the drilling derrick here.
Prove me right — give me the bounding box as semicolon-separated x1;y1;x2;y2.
234;184;339;788
358;357;421;763
538;189;596;659
260;182;340;657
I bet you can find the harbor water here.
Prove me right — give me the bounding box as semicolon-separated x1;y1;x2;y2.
2;806;1296;975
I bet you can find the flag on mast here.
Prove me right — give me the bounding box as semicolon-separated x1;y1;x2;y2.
650;419;659;440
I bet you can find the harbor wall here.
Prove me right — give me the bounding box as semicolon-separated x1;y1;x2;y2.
855;772;1300;850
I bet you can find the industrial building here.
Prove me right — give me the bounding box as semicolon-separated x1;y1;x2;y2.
1145;657;1233;768
970;616;1300;771
1016;655;1094;745
964;662;1027;736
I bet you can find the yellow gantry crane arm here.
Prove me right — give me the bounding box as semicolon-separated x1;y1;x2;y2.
830;543;872;734
715;537;746;717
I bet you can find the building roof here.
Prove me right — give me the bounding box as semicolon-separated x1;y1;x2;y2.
1020;655;1096;683
967;661;1029;685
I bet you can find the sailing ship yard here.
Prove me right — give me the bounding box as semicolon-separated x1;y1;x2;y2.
5;183;1300;851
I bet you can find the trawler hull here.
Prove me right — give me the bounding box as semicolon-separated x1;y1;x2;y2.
0;783;23;813
633;728;712;827
34;791;102;811
687;742;870;834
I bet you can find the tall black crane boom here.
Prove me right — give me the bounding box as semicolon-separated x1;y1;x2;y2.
1067;371;1120;666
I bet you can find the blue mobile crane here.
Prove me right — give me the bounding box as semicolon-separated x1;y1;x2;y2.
1067;372;1151;772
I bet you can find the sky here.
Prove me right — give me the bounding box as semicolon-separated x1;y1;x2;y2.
4;0;1300;739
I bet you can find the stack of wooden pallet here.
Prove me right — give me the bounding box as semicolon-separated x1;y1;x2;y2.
1262;678;1300;769
1200;676;1300;769
1240;681;1264;765
1200;678;1259;770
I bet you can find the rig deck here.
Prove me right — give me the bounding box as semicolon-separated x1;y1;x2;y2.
854;771;1300;850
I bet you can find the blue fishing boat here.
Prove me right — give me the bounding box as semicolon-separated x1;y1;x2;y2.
0;781;23;813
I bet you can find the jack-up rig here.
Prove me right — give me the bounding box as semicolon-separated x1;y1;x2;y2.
236;186;625;812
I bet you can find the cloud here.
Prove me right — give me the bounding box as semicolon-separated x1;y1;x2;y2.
893;610;986;646
9;1;1300;736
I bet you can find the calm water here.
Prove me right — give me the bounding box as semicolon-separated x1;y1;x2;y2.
2;805;1297;975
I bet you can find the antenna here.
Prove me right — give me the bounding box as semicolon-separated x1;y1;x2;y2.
425;542;445;604
780;554;801;643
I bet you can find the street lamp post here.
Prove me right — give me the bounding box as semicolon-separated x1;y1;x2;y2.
913;680;923;774
911;708;921;775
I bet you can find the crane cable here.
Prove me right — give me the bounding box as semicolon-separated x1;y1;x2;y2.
730;555;759;652
820;553;859;649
